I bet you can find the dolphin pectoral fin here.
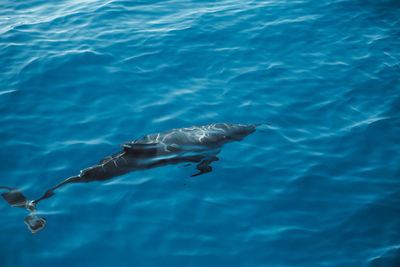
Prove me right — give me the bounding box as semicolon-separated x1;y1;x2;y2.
191;163;212;177
190;155;219;177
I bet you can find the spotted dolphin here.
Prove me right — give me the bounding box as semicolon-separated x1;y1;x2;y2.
1;123;261;233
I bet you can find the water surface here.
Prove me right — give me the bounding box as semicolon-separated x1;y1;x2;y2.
1;0;400;266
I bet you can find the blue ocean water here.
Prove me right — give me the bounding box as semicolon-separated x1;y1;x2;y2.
1;0;400;266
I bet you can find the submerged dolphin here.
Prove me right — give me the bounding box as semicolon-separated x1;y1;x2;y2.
1;123;261;233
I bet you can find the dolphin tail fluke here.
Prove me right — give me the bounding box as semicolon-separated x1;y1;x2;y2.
0;187;34;210
0;186;46;234
1;174;83;234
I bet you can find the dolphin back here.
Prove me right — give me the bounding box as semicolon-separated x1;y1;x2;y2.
122;123;259;154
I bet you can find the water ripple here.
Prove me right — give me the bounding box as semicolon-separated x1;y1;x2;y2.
0;0;400;266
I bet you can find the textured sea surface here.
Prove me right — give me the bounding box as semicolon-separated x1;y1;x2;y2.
1;0;400;266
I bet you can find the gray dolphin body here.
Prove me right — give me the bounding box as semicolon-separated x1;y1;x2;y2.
80;123;259;181
1;123;260;233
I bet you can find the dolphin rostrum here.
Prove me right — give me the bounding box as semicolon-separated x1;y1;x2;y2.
1;123;261;233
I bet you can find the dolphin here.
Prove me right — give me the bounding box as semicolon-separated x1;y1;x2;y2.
1;123;261;233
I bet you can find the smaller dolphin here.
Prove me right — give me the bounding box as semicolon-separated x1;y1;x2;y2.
1;123;261;233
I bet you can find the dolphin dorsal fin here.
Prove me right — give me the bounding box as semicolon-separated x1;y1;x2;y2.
120;142;161;152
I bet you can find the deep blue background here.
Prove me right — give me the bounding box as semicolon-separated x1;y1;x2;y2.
1;0;400;266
